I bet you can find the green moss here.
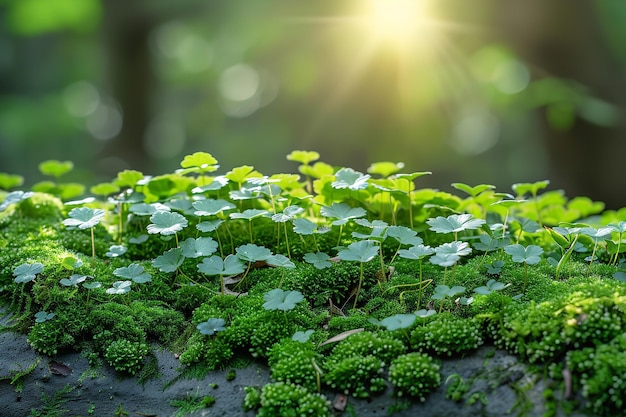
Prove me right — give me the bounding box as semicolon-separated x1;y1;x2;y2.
268;340;323;392
324;355;386;398
494;280;626;364
27;320;75;356
104;339;149;375
567;334;626;416
388;352;441;400
327;330;406;366
251;382;331;417
410;313;484;357
17;192;65;220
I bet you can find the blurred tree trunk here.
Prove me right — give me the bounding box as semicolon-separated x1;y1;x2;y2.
492;0;626;208
98;1;156;176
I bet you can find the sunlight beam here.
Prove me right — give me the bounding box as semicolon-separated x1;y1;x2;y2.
366;0;425;41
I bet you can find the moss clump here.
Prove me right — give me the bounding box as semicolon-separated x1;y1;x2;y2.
566;334;626;416
327;330;406;366
388;352;441;400
104;339;149;375
494;280;626;364
245;382;331;417
324;355;386;398
410;313;484;356
27;320;75;356
15;192;65;220
268;340;323;392
179;333;233;370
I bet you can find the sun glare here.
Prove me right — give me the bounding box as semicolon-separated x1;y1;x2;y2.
366;0;425;41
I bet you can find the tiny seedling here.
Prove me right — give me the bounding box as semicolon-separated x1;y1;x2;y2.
397;244;435;308
431;285;466;312
392;171;431;228
504;244;543;291
230;209;269;243
113;263;152;284
303;252;332;270
474;279;510;295
272;205;304;258
369;313;416;331
320;202;367;246
59;274;88;287
105;245;127;258
197;318;227;336
607;221;626;265
106;280;132;295
430;241;472;284
292;330;315;343
332;167;371;191
152;248;185;273
34;311;55;323
262;288;304;312
147;211;188;246
266;254;296;287
63;207;106;258
13;262;44;284
337;240;379;308
387;225;423;264
235;243;273;287
262;288;304;311
181;237;218;259
427;213;486;241
0;190;33;213
197;254;246;294
485;260;505;275
580;227;612;267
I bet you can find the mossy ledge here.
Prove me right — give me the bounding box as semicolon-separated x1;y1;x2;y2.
1;152;625;416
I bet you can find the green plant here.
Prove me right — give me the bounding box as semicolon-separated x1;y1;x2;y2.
251;382;332;417
29;384;75;417
337;240;379;308
170;390;216;417
104;339;149;375
388;352;441;400
504;244;543;291
63;207;106;258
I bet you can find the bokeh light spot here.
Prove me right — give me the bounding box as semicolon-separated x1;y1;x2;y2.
63;81;100;117
218;64;260;102
450;106;500;156
493;60;530;94
86;103;122;140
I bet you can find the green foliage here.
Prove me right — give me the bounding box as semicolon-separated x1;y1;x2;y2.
494;280;626;364
251;382;331;417
104;339;149;375
410;314;484;356
388;353;441;399
27;320;75;356
6;150;626;411
566;334;626;416
327;330;406;366
268;339;323;391
324;355;386;398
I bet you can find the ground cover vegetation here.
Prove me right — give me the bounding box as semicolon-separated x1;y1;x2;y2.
1;151;626;415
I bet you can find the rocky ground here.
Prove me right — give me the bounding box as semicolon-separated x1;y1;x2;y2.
1;311;588;417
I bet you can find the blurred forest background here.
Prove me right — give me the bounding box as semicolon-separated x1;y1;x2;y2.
1;0;626;207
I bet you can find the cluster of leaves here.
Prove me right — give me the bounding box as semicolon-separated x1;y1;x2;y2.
3;151;626;415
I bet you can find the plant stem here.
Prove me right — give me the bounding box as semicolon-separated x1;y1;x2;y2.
353;262;364;309
90;227;95;259
283;223;292;259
